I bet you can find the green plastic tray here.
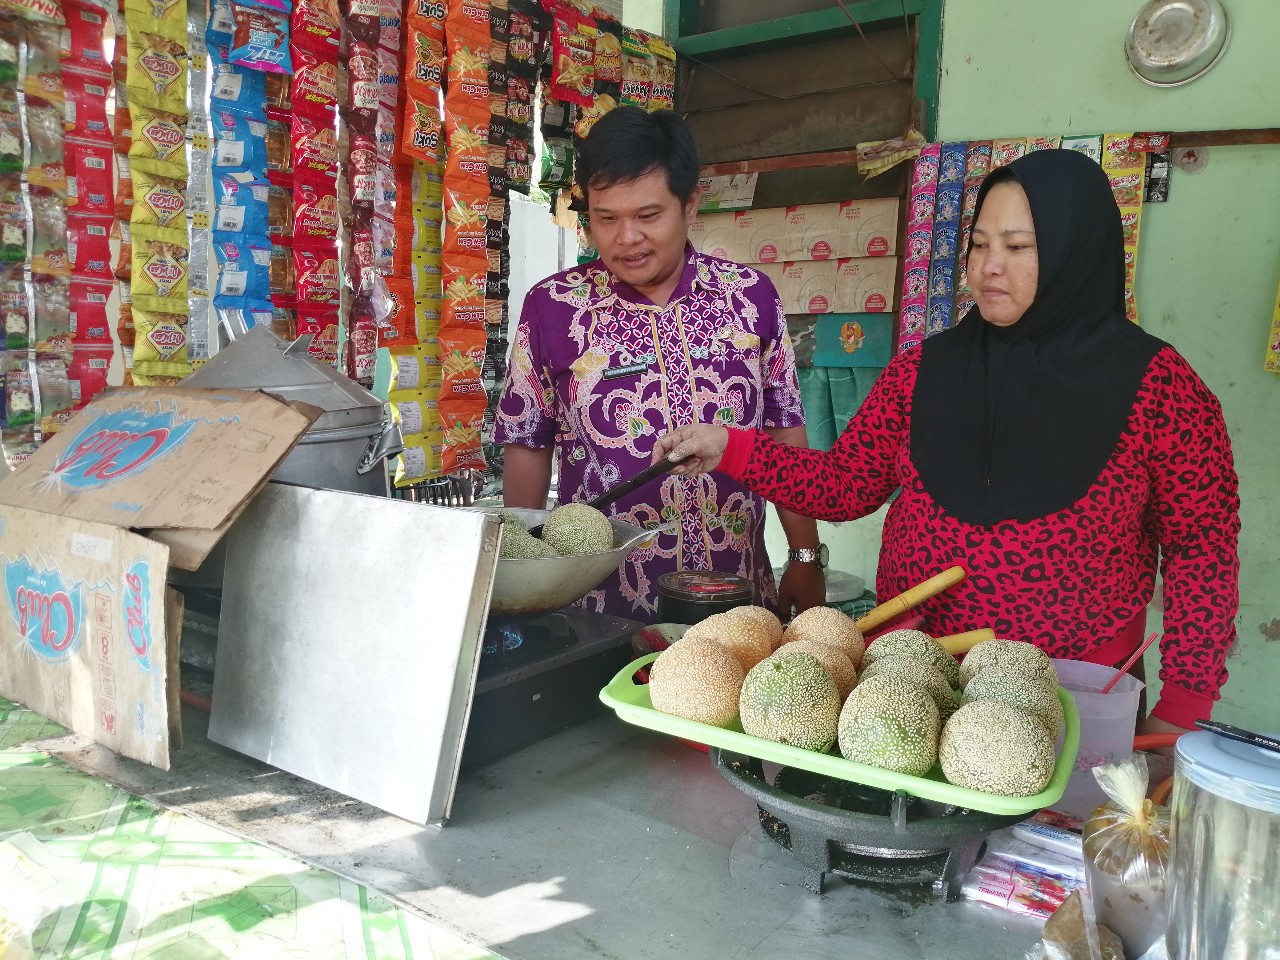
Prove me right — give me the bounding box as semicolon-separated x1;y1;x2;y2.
600;653;1081;817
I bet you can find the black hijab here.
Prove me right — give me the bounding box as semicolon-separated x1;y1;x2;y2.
911;149;1166;526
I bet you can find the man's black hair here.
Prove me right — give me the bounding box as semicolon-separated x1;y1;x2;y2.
575;106;700;205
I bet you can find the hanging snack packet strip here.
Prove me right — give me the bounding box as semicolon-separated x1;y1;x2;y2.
646;33;675;112
621;26;655;110
438;392;486;473
440;252;484;329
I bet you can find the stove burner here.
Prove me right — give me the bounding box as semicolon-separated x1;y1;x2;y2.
712;749;1025;901
480;613;577;672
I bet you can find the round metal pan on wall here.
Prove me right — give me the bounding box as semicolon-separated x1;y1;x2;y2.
1125;0;1231;87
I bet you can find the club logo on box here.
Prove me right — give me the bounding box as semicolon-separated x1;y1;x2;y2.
52;406;198;490
5;557;85;661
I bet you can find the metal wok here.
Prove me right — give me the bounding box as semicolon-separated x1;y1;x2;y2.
473;507;661;617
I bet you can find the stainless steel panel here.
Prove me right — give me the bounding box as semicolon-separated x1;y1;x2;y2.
209;483;499;824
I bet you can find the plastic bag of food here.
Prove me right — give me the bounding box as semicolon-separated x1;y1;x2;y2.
1082;756;1170;959
1027;889;1125;960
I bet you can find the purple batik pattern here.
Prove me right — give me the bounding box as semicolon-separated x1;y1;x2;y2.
495;246;804;619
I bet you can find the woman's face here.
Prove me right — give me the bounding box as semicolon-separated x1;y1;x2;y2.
968;181;1038;327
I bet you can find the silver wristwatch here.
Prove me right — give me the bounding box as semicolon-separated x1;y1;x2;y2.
787;543;829;568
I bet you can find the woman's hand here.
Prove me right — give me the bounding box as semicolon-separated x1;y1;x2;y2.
777;563;826;621
651;424;730;476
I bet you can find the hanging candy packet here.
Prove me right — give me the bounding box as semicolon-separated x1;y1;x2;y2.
125;30;188;111
132;163;189;228
23;22;63;102
34;277;74;360
63;69;113;141
213;233;272;300
551;6;594;107
210;108;267;170
30;191;70;277
130;104;189;174
294;244;340;306
26;98;67;197
293;179;339;241
292;113;338;184
0;188;26;264
66;141;114;215
68;344;113;407
290;46;338;116
265;118;292;175
131;224;190;307
441;253;485;328
348;132;376;203
216;297;274;335
124;0;187;41
268;182;294;238
70;278;114;343
269;243;295;297
443;185;488;254
444;109;489;186
67;215;114;282
646;34;675;111
207;0;236;45
230;2;293;73
132;307;192;378
213;170;271;234
209;43;267;117
36;355;76;435
291;0;339;53
437;324;485;399
0;285;31;351
438;393;486;473
619;28;652;110
374;276;416;346
348;39;379;112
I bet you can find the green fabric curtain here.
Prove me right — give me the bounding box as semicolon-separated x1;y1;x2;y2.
798;366;884;451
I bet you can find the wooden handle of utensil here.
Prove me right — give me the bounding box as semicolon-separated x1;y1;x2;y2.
588;456;692;513
937;628;995;656
854;565;966;634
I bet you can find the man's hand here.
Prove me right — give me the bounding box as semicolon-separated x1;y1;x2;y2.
651;424;730;475
777;563;826;622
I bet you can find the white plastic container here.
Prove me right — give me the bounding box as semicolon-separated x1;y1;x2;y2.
1052;659;1144;819
1167;730;1280;959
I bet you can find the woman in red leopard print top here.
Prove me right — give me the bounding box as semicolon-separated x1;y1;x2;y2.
652;150;1240;734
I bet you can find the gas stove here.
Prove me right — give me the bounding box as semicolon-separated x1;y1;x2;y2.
712;748;1025;901
461;608;640;771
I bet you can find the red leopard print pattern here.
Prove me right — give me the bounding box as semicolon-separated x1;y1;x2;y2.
733;346;1240;726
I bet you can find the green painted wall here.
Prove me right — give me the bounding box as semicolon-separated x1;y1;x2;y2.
769;0;1279;729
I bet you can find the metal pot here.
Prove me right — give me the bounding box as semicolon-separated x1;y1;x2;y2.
473;507;660;617
184;325;402;495
1125;0;1230;88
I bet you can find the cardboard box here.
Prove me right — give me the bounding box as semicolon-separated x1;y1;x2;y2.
732;207;787;264
834;257;898;313
782;260;839;315
0;388;315;768
784;199;900;262
688;211;737;261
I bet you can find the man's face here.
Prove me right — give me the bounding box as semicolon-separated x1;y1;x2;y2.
587;168;699;305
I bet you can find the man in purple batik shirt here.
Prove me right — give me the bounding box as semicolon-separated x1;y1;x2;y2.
494;106;826;621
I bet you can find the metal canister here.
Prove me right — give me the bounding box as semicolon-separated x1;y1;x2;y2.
656;571;754;625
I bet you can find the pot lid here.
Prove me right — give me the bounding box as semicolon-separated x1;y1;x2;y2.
1125;0;1230;88
1176;729;1280;814
185;326;385;430
772;568;866;604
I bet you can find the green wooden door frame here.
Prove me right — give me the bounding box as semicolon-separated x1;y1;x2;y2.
664;0;943;140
